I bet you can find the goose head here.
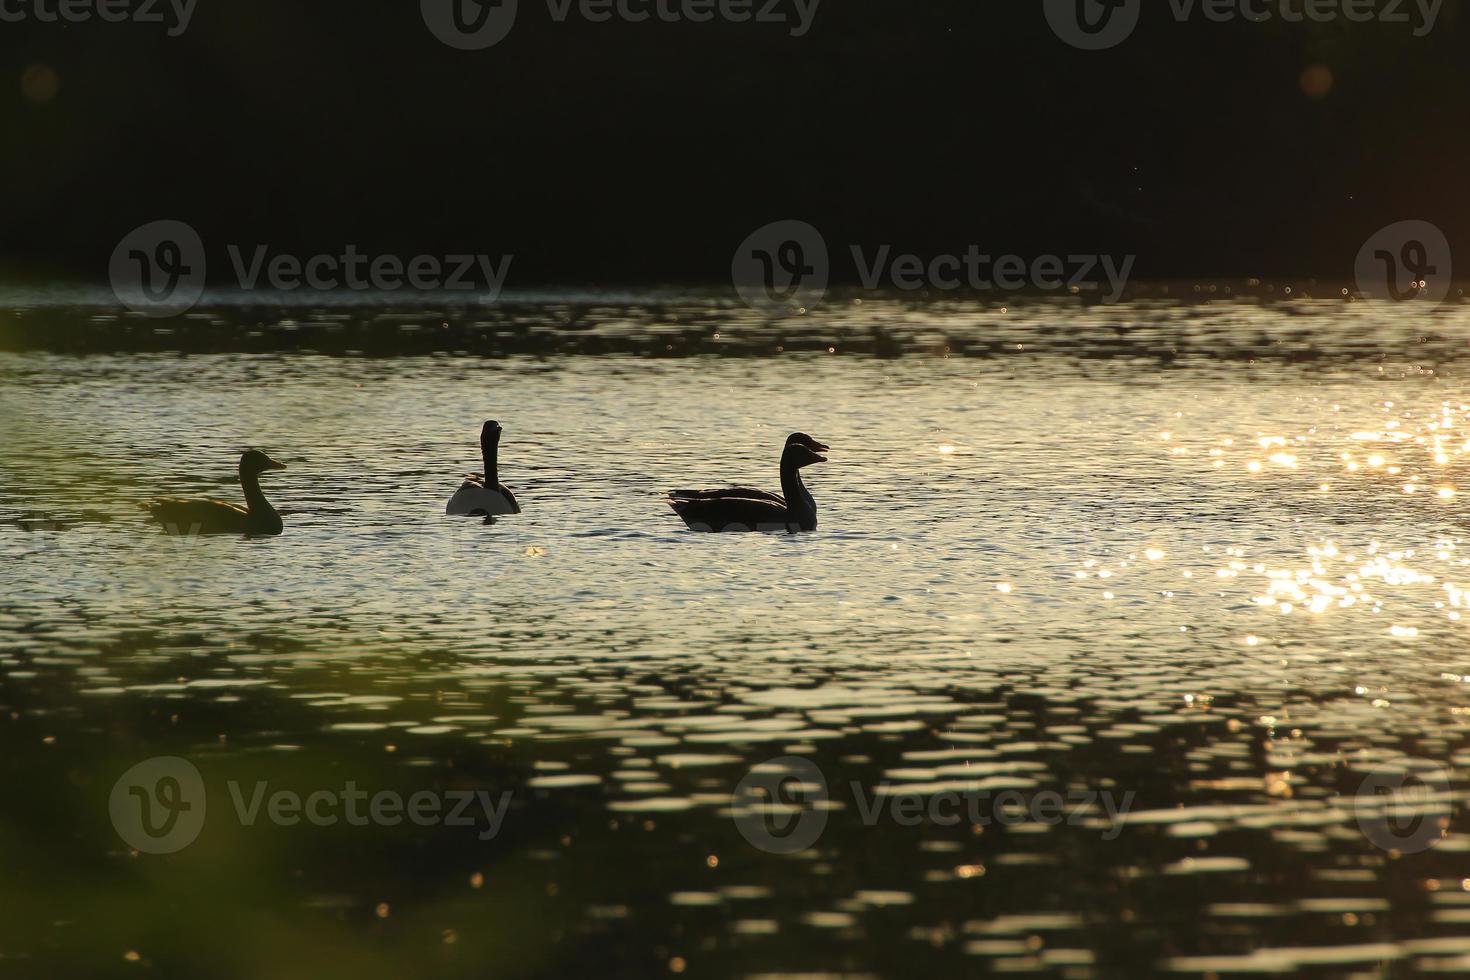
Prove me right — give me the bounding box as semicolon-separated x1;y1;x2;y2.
240;449;287;477
481;420;503;447
783;442;828;469
788;432;829;453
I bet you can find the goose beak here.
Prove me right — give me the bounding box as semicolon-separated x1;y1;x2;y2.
265;458;287;471
814;453;828;463
813;442;830;452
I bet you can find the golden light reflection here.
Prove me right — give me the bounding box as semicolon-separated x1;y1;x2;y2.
1167;398;1470;511
1132;399;1470;643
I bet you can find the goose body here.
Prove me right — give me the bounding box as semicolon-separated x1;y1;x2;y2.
668;435;828;533
668;487;785;506
447;480;519;517
668;433;828;508
447;421;520;516
143;450;287;536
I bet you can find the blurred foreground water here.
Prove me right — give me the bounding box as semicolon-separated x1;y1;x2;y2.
6;294;1470;977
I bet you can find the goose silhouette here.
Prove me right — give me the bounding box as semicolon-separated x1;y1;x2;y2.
668;434;828;533
143;449;287;536
446;421;521;517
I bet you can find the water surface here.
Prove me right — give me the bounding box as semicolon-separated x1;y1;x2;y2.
5;296;1470;977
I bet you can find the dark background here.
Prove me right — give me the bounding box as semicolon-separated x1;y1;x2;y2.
1;0;1466;285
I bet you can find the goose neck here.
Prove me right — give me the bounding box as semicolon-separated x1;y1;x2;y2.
481;434;500;484
239;467;278;521
780;459;813;523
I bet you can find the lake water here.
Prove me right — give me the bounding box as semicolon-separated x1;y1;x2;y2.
6;293;1470;977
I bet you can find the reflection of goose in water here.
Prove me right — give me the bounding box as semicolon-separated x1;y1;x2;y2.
669;433;829;506
143;450;287;536
446;421;521;517
668;434;829;533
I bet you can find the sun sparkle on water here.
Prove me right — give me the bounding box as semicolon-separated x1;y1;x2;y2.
15;318;1470;974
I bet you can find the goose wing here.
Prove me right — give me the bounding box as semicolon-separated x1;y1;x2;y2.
447;479;485;516
143;497;251;535
669;487;786;505
497;484;521;514
448;481;519;516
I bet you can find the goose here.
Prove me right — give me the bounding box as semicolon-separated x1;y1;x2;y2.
669;433;829;505
446;420;520;516
668;436;828;533
143;449;287;536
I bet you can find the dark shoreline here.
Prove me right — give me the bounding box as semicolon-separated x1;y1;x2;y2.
2;290;1467;363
